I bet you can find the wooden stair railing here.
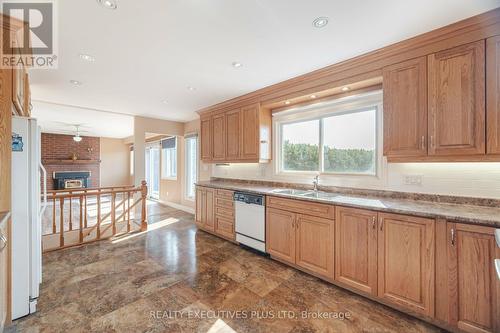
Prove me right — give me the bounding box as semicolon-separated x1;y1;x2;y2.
42;181;148;252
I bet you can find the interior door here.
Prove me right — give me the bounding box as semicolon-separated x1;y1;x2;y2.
335;207;378;295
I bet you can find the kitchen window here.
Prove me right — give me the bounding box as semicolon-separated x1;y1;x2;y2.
185;135;198;200
276;92;381;176
161;137;177;179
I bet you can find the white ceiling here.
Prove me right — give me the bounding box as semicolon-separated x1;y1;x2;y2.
30;0;500;136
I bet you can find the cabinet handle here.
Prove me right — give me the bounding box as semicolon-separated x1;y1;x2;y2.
421;136;426;150
0;234;6;251
451;228;455;246
372;216;376;229
379;218;384;231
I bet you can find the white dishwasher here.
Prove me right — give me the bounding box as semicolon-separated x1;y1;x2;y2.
234;192;266;253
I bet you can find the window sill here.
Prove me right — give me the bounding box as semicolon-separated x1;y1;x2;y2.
161;177;178;181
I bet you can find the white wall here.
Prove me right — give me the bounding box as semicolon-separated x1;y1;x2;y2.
100;138;131;187
212;161;500;199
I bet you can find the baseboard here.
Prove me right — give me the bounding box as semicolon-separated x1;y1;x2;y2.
157;200;195;214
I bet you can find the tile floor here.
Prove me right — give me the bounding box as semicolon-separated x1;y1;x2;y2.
7;202;445;333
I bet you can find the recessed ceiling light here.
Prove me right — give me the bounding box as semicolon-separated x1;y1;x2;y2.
310;94;317;99
70;80;82;86
187;86;196;91
341;86;350;92
285;101;291;105
161;99;168;104
79;53;95;62
312;17;329;28
232;62;242;68
97;0;117;10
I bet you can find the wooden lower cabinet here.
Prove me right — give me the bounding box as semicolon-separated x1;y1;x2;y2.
195;187;215;232
295;214;334;279
266;208;296;264
446;223;500;333
335;207;378;295
377;213;435;317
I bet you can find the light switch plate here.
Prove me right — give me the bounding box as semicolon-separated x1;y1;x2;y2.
403;174;423;186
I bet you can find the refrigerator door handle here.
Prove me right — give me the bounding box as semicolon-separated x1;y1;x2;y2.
39;162;47;217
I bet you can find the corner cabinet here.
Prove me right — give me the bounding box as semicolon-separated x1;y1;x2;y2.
199;103;272;163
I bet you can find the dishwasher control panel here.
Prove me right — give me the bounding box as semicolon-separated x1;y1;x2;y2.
234;192;264;206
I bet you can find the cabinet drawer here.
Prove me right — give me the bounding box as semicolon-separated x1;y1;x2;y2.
267;196;334;219
215;206;234;219
216;189;234;200
215;197;234;208
215;216;235;239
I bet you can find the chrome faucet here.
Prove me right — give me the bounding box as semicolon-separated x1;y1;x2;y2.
313;175;319;192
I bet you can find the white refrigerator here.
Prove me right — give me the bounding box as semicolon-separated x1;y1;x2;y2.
11;116;47;319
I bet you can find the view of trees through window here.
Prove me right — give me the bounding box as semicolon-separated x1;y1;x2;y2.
281;108;377;174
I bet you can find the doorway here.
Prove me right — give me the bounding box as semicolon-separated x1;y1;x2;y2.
145;143;160;200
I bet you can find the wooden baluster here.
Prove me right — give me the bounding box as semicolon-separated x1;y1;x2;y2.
84;190;88;228
52;196;56;234
97;190;101;239
140;180;148;231
69;194;73;231
79;195;83;243
59;197;64;247
111;192;116;235
127;191;131;232
122;193;126;222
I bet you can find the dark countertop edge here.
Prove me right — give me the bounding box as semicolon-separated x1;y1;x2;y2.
196;181;500;228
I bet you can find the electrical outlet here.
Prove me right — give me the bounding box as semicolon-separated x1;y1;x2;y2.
403;174;423;186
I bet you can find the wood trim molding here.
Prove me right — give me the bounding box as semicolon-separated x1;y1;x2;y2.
197;8;500;116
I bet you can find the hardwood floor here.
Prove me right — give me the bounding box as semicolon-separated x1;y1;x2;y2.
7;202;444;332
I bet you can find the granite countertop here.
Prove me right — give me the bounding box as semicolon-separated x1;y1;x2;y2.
197;180;500;228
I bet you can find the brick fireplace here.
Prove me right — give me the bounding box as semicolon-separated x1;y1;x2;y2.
41;133;101;190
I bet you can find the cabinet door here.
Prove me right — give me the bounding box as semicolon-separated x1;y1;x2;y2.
487;36;500;154
226;109;241;160
266;208;296;264
195;187;204;227
295;214;334;279
204;188;215;232
428;41;485;156
447;223;500;333
240;104;260;160
200;117;212;161
0;216;9;331
383;57;428;157
335;207;378;295
212;114;226;161
378;213;435;316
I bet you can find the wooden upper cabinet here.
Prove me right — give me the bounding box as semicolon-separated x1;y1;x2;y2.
377;213;435;317
295;214;334;279
226;109;241;160
240;104;260;160
383;57;428;157
266;208;296;264
200;117;212;161
428;41;486;156
212;114;226;161
335;207;378;295
447;223;500;333
487;36;500;155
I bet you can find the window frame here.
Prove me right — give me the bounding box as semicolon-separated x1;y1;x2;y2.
275;91;382;178
184;135;198;201
161;137;177;180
